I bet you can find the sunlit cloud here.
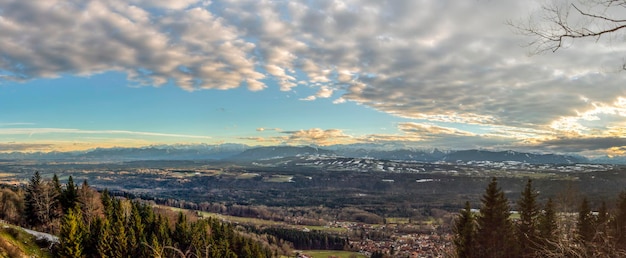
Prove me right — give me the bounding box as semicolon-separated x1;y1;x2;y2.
256;128;281;132
0;128;211;139
2;0;626;156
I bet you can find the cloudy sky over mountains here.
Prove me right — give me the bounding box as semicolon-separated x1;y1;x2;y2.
1;0;625;157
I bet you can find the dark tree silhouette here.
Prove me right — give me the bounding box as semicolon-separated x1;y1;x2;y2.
454;201;476;258
517;179;540;257
476;177;517;258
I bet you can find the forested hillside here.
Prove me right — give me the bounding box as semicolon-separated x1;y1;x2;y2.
0;172;276;257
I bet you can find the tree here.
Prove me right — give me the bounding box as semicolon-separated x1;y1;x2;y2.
77;180;103;228
475;177;517;258
453;201;476;258
577;197;595;244
172;212;193;253
614;191;626;250
61;175;78;212
52;174;62;196
24;172;60;231
517;179;540;256
96;218;114;257
512;0;626;57
24;171;43;226
537;198;558;245
0;188;24;224
58;206;85;258
596;200;610;243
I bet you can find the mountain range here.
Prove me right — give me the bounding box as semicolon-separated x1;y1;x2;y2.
0;144;608;164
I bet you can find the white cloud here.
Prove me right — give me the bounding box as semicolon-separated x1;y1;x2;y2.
0;127;211;139
2;0;626;154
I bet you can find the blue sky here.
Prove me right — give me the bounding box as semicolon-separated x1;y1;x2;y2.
1;0;626;157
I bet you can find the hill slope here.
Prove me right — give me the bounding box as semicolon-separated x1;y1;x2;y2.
0;223;53;258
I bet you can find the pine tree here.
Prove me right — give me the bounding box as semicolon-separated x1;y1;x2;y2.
83;216;103;258
24;172;60;231
101;189;114;219
614;191;626;250
52;174;62;199
128;202;146;257
58;206;85;258
96;218;114;257
517;179;539;256
61;176;78;212
596;201;609;243
537;198;558;245
454;201;476;258
476;177;517;258
172;212;193;253
111;199;128;258
24;171;43;226
576;197;595;244
51;174;63;218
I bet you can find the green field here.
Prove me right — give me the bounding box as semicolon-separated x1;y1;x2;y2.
385;217;411;224
298;250;366;258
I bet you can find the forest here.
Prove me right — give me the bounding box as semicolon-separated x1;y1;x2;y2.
452;178;626;258
0;171;315;257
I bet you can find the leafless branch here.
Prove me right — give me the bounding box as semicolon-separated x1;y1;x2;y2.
511;0;626;54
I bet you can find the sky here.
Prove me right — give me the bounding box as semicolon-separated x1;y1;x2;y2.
1;0;626;157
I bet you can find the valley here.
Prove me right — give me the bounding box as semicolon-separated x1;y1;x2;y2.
0;146;624;257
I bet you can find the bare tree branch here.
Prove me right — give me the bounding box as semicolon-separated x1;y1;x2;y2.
511;0;626;55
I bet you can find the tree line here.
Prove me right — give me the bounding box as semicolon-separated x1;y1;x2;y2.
249;227;347;250
453;177;626;257
2;172;275;257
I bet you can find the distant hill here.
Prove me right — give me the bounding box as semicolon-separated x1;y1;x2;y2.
334;148;447;162
442;150;586;164
0;144;590;164
228;146;335;161
0;144;249;161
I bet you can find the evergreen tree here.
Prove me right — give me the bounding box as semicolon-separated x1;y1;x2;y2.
517;179;539;256
51;174;63;218
24;171;43;226
83;216;103;258
58;206;85;258
111;199;128;258
476;177;517;258
454;201;476;258
172;212;193;253
614;191;626;250
576;197;595;244
100;189;114;219
537;198;558;245
128;202;147;257
96;218;114;257
596;200;609;242
52;174;62;199
24;172;60;231
61;176;78;212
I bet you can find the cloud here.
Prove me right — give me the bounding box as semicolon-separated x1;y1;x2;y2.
0;0;264;91
280;128;355;146
0;143;54;152
397;123;475;139
0;127;211;139
2;0;626;154
256;127;281;132
527;137;626;153
246;128;356;146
